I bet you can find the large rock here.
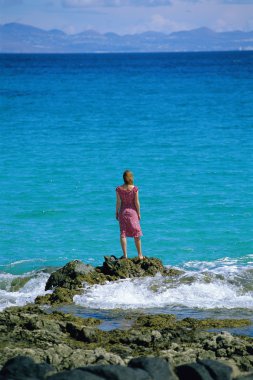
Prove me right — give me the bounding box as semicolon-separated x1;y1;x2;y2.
48;369;104;379
45;260;104;290
73;364;151;380
0;355;54;380
99;255;181;279
1;355;252;380
176;359;233;380
198;359;233;380
176;362;213;380
36;257;182;306
128;357;177;380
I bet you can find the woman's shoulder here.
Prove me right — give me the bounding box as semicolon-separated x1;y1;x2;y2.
116;185;124;192
116;185;138;192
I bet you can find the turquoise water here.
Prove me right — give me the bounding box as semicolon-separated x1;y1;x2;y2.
0;52;253;316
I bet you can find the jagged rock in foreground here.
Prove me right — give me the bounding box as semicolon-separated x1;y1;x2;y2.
0;305;252;376
35;257;183;305
0;355;253;380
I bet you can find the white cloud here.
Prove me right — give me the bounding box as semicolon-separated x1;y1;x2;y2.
129;13;191;33
150;13;189;31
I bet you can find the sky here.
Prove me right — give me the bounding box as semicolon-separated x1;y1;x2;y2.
1;0;253;35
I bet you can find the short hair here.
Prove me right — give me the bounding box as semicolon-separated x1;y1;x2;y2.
123;170;133;185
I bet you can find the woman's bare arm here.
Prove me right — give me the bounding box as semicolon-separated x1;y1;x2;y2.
116;192;121;220
134;191;141;220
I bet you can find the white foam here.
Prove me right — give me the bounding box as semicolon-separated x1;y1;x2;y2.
74;271;253;310
180;255;253;274
0;272;51;311
0;272;31;291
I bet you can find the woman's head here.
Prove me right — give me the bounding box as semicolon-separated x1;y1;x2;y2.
123;170;133;185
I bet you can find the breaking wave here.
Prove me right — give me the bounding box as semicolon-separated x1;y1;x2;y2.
74;258;253;310
0;271;51;311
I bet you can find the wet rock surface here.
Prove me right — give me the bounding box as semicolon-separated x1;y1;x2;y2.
35;257;183;306
0;304;252;377
133;314;252;330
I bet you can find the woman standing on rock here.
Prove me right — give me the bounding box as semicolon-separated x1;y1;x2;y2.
116;170;145;260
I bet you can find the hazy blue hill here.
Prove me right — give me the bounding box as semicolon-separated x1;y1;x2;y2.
0;23;253;52
48;29;66;36
0;23;68;52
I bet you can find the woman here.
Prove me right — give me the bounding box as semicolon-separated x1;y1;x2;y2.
116;170;145;260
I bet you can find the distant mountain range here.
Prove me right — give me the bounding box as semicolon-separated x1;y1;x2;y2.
1;23;253;53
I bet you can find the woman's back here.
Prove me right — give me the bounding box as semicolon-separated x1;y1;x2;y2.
116;186;138;210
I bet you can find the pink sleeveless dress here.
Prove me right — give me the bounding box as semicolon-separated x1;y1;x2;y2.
116;186;143;238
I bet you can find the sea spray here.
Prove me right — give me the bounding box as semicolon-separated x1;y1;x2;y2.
74;265;253;310
0;272;51;311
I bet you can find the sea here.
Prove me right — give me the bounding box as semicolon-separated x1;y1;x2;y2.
0;52;253;334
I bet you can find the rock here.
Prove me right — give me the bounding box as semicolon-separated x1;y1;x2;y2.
198;359;233;380
0;355;253;380
48;369;105;379
100;256;181;279
75;365;151;380
91;348;125;366
176;362;214;380
10;276;33;291
36;288;78;305
128;357;177;380
6;252;248;380
235;375;253;380
0;355;54;380
133;314;252;331
39;257;182;306
133;314;177;329
66;323;104;343
100;256;176;279
1;303;252;374
45;260;99;290
176;359;234;380
181;318;251;329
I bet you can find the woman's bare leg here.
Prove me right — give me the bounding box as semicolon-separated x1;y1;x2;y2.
120;236;127;258
134;237;144;259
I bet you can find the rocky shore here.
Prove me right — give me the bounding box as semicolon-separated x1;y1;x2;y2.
0;257;252;379
35;256;182;306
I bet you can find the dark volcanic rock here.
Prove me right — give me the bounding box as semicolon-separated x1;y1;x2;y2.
198;359;233;380
0;355;53;379
128;357;177;380
176;361;214;380
1;355;252;380
176;359;234;380
75;364;150;380
48;369;104;379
